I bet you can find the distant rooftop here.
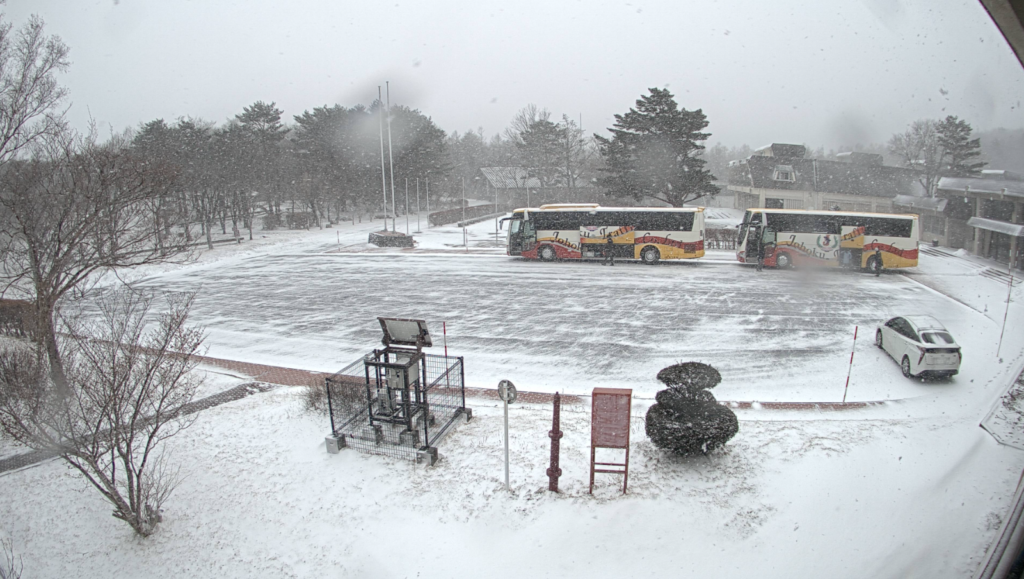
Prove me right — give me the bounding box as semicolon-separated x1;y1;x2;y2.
937;175;1024;200
479;167;542;189
980;169;1023;181
752;143;806;159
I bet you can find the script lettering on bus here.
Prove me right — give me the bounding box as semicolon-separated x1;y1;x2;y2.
778;235;834;261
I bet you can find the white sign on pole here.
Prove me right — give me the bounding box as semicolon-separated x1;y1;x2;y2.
498;379;517;491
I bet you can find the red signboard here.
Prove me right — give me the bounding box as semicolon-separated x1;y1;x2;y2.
590;387;632;494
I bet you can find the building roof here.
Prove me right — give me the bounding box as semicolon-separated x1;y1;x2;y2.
753;143;806;158
937;176;1024;200
728;155;918;199
835;151;883;166
893;195;947;212
479;167;542;189
966;217;1024;237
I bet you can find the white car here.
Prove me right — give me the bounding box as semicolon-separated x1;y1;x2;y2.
875;315;961;379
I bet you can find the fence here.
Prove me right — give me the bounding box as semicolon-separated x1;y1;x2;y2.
326;353;467;462
704;227;738;250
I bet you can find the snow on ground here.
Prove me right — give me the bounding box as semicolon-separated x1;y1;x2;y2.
2;212;1024;578
2;386;1021;578
98;215;1019;408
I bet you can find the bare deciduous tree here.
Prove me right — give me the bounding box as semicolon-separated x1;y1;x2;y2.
0;289;205;537
0;537;22;579
888;119;944;197
0;129;191;391
0;13;69;168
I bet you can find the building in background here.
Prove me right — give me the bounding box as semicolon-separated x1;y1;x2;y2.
935;170;1024;270
727;143;920;213
478;167;604;209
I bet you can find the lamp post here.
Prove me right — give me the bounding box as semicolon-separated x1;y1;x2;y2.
462;177;467;248
493;178;500;246
415;178;421;233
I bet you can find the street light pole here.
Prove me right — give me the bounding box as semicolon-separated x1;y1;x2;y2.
462;177;467;248
415;178;421;233
405;178;410;235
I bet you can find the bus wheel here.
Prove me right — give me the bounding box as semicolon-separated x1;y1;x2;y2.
538;245;556;262
775;252;792;269
866;255;881;274
641;246;660;264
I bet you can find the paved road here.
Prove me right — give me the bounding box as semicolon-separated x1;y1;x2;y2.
122;244;974;402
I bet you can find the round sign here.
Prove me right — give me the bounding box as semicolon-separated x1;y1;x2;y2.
497;379;518;404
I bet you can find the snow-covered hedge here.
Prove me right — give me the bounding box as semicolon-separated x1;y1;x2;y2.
645;362;738;455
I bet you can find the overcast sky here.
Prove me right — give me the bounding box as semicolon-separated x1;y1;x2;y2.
6;0;1024;150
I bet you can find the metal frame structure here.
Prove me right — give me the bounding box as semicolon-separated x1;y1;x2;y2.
325;318;469;464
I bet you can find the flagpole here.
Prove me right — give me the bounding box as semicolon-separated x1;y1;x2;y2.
386;81;397;233
377;87;388;229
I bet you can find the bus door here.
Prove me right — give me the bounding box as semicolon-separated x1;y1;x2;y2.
839;225;865;269
520;219;537;253
502;217;535;256
761;228;777;261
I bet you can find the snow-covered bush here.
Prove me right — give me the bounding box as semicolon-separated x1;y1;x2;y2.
302;377;330;415
645;362;738;455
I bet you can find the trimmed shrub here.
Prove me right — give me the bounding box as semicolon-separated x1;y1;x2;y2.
645;362;738;455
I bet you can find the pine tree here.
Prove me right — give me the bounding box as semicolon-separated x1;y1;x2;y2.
936;115;986;177
595;88;718;206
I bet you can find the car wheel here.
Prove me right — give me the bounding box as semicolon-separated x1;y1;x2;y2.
539;245;556;262
901;356;913;378
875;330;883;349
775;252;792;269
641;246;660;265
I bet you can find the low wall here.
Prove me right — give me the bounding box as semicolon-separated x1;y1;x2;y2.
429;204;498;226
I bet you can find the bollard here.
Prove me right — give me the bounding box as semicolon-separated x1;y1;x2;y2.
547;392;563;492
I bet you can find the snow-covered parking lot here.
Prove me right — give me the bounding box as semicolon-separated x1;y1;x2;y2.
3;216;1024;578
121;218;1011;405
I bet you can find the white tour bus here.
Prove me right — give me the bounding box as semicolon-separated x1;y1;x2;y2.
736;208;920;272
503;204;706;264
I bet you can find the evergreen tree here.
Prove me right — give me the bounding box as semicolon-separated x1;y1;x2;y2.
936;115;986;177
594;88;718;206
235;101;288;215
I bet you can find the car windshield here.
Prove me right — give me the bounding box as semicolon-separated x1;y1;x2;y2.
921;331;955;345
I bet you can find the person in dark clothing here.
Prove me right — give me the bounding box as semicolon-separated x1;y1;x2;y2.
603;234;615;266
874;247;883;276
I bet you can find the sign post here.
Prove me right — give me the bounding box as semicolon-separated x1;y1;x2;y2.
590;388;632;494
498;379;518;491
